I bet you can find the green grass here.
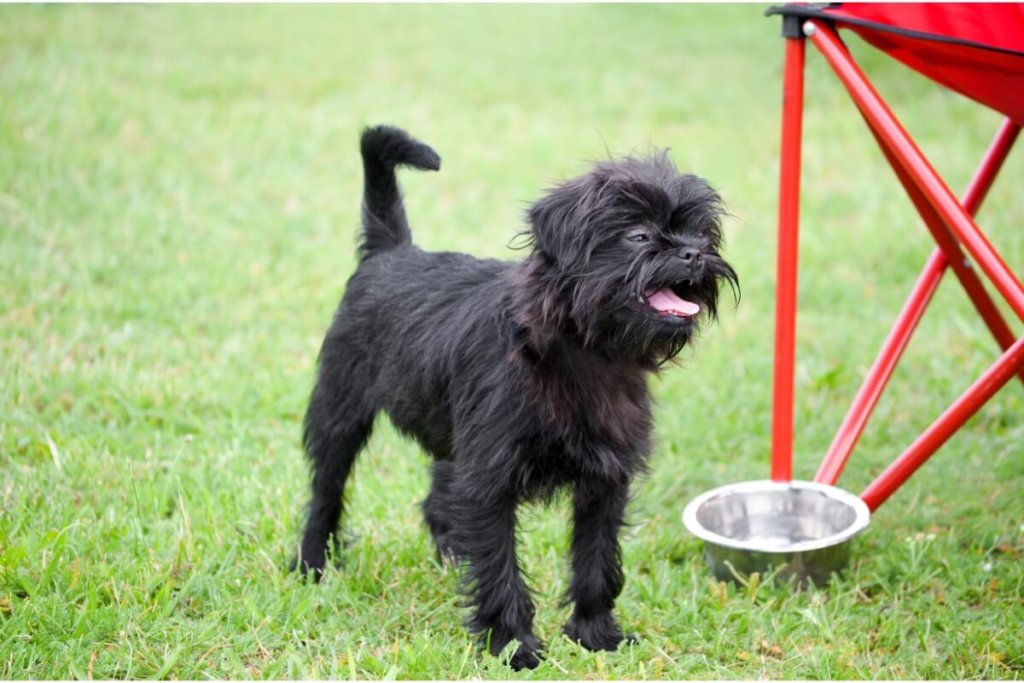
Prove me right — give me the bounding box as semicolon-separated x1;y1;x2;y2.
2;4;1023;679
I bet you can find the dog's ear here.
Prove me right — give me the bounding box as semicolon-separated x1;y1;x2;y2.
526;179;587;265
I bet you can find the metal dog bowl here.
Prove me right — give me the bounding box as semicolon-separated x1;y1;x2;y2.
683;480;870;586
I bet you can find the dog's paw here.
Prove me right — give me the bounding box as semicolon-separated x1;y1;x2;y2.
288;556;326;583
564;612;634;652
508;643;543;671
490;633;544;671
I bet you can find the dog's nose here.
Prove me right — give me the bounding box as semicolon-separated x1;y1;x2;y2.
678;247;703;265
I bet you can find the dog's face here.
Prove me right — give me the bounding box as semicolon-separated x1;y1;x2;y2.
522;152;738;366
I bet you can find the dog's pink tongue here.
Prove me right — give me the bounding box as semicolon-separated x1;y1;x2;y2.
645;287;700;317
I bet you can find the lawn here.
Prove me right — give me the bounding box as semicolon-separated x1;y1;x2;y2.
2;4;1023;679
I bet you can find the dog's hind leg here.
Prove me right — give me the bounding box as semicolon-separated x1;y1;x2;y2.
295;346;376;580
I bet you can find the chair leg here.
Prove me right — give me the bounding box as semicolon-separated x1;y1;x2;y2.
770;32;806;483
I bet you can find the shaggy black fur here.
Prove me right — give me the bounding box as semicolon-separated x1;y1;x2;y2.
294;125;738;670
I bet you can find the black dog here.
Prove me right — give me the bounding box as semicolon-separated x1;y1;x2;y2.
295;126;737;669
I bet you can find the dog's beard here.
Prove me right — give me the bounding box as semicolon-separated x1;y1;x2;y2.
513;251;735;367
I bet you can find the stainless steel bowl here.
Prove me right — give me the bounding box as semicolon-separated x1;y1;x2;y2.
682;480;870;586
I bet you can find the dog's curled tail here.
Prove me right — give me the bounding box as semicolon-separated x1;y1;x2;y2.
359;125;441;256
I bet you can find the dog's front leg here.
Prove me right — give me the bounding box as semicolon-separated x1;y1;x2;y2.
563;478;633;652
451;488;543;670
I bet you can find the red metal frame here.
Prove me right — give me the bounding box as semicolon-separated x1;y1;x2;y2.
814;119;1023;487
770;18;1024;509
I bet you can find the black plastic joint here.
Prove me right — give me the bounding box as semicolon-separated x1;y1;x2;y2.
781;15;805;39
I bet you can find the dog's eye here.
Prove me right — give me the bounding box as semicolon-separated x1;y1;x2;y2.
627;232;650;244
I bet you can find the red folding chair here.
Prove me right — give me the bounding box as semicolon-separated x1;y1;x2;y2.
765;3;1024;511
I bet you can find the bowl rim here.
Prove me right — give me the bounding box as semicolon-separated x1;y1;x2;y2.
682;479;871;554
